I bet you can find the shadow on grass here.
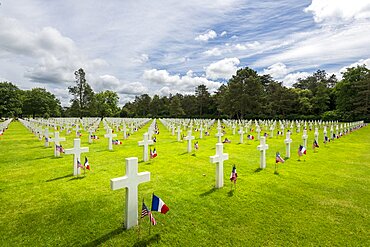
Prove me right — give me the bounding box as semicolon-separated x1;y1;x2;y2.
191;153;196;157
228;189;234;197
254;168;263;173
133;233;160;247
82;227;125;247
46;174;73;182
180;152;188;155
200;187;217;197
69;176;86;181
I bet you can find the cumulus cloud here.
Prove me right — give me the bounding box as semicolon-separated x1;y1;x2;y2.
0;16;108;85
143;68;222;93
282;72;310;87
263;62;289;78
94;74;148;95
220;31;227;37
205;57;240;80
262;62;311;87
339;58;370;73
305;0;370;23
195;30;217;41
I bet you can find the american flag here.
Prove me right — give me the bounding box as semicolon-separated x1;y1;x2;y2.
149;212;157;225
77;160;85;169
230;165;237;183
141;202;149;218
276;152;285;163
313;140;319;148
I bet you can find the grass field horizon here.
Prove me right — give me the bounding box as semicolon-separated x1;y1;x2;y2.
1;119;369;246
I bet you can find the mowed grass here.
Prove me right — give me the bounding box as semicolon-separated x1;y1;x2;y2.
0;120;369;246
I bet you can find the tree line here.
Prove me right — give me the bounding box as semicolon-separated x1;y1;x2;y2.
1;65;369;121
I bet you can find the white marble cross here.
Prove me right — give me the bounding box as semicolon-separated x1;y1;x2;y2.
284;131;292;158
138;132;153;162
75;124;80;138
122;124;127;140
104;128;117;151
257;136;269;169
269;125;274;138
232;124;236;135
256;125;261;140
65;138;89;176
210;143;229;188
238;126;244;144
44;128;50;147
171;125;175;136
184;130;195;153
314;127;319;143
176;126;182;142
199;125;204;139
302;129;308;147
88;128;94;144
215;126;224;143
50;132;66;157
110;157;150;230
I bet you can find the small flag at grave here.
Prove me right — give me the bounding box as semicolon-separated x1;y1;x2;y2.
230;165;237;183
324;136;330;143
151;194;169;214
194;141;199;149
77;159;85;169
298;145;306;156
112;139;122;145
276;152;285;163
84;157;90;170
56;144;65;153
247;134;254;140
313;140;319;148
149;212;157;225
150;148;158;158
141;202;150;218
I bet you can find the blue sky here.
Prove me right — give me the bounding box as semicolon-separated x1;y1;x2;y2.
1;0;370;106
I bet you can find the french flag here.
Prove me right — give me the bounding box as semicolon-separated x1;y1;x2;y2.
151;194;169;214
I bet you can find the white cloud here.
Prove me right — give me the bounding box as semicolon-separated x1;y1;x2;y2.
262;62;310;87
195;30;217;41
220;31;227;37
305;0;370;23
253;21;370;69
205;57;240;80
282;72;310;87
0;16;108;85
263;62;289;78
203;47;223;56
203;41;262;56
143;69;222;93
95;74;148;95
132;53;149;64
338;58;370;77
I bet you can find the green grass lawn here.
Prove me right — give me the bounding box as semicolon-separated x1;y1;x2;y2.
0;120;369;246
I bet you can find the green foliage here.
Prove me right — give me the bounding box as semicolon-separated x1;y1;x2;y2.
1;121;369;246
0;82;22;118
169;95;185;117
22;88;62;118
336;65;370;121
96;90;120;117
68;68;96;117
